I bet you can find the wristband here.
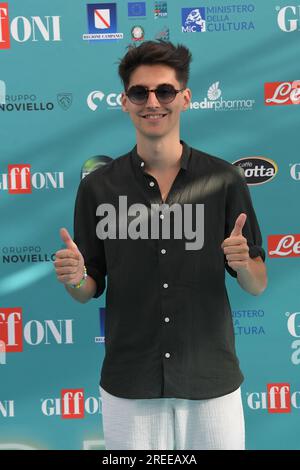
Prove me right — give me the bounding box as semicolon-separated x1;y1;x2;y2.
68;266;87;289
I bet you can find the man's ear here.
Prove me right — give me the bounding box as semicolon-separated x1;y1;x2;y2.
121;92;129;112
182;88;192;111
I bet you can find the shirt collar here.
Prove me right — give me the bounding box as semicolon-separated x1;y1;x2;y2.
131;140;191;173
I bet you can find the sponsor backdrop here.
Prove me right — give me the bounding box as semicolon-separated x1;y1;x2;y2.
0;0;299;451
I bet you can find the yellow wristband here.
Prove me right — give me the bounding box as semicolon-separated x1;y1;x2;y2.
69;266;87;289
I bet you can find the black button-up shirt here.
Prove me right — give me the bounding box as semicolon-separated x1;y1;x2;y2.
73;141;265;400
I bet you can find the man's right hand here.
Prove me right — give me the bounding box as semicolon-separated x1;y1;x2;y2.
54;228;85;286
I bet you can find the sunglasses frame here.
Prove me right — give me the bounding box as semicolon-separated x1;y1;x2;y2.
125;84;186;105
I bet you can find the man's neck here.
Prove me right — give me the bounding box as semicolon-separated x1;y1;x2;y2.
136;134;183;173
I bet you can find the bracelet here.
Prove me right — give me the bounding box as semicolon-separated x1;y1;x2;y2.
68;266;87;289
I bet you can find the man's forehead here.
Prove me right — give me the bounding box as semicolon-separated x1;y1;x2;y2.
129;64;179;86
129;81;176;88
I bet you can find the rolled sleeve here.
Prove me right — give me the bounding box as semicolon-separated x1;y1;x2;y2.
224;166;265;278
73;176;107;298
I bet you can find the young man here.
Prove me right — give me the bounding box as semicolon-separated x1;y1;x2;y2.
54;41;267;450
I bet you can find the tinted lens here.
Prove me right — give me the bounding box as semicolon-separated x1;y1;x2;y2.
127;86;148;104
155;85;177;103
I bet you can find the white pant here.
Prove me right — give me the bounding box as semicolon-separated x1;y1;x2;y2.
100;386;245;450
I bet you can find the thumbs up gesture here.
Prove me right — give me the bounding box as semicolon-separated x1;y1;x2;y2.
54;228;85;286
221;213;250;272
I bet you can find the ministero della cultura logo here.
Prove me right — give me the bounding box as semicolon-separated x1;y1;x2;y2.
190;81;255;111
181;5;256;33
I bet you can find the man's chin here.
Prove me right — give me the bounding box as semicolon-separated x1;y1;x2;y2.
138;129;165;139
145;133;168;141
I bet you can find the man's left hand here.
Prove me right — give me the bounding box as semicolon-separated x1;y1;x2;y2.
221;213;250;272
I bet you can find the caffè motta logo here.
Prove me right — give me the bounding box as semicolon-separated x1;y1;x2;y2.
233;157;278;185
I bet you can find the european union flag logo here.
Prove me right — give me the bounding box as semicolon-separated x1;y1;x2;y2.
128;2;146;17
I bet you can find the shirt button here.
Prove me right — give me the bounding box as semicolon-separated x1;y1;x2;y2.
165;353;171;359
160;214;164;219
163;283;168;289
149;181;155;187
140;162;145;167
161;249;166;254
164;317;170;323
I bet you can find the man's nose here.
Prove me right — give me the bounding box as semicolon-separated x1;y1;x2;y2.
145;90;160;107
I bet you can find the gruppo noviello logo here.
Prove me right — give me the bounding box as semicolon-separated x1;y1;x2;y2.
83;3;123;41
0;84;71;112
181;5;255;33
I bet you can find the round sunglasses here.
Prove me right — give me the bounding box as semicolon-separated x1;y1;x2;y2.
125;84;185;105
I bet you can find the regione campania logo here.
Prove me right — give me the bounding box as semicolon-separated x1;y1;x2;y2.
83;3;123;40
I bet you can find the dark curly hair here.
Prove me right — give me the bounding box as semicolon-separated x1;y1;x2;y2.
118;40;192;90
